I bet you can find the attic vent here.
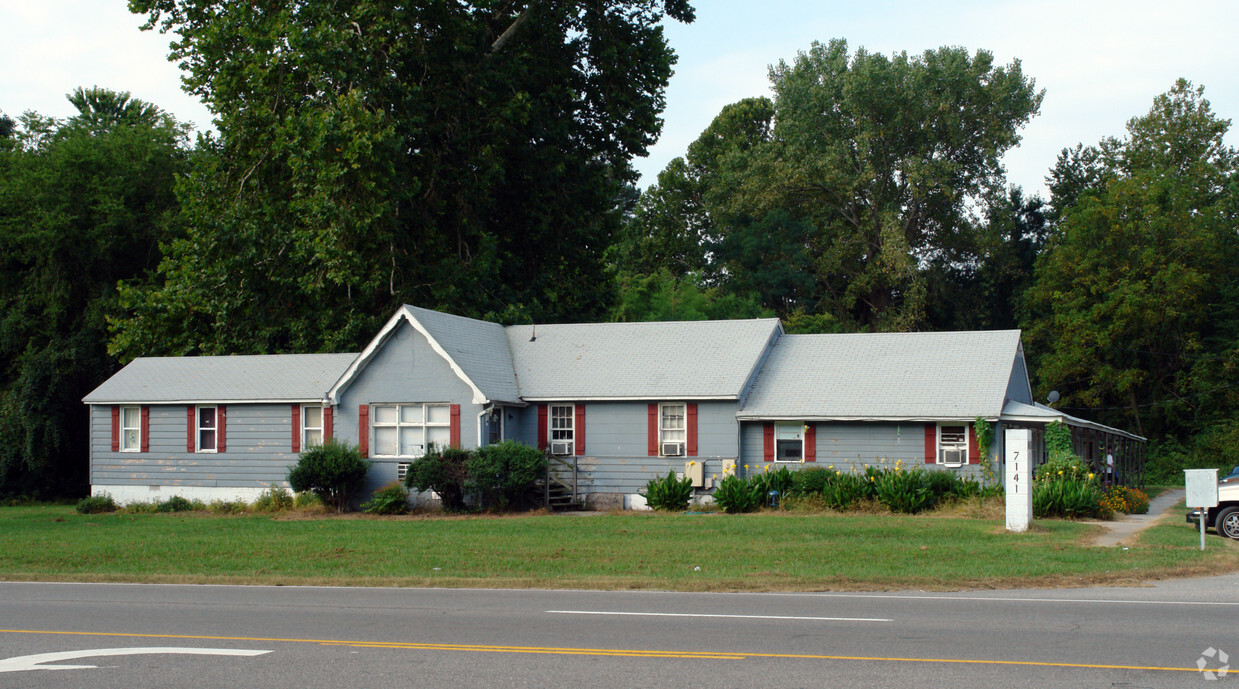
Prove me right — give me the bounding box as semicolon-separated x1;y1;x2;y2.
397;462;411;482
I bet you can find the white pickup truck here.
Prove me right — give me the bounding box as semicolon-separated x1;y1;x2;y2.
1187;467;1239;539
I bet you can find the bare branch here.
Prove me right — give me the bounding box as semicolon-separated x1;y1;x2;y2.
490;1;539;54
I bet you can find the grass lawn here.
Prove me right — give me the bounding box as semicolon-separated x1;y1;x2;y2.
2;504;1236;591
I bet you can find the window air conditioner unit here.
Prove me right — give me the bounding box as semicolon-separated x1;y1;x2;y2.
940;449;965;466
662;441;684;457
550;440;573;456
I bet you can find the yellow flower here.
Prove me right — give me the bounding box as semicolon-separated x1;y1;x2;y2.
763;464;769;472
688;461;695;466
712;474;717;480
1058;470;1064;475
1088;472;1094;480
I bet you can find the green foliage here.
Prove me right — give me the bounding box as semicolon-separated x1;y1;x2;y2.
361;481;410;515
287;441;372;512
465;441;546;511
155;495;194;513
711;474;762;513
253;486;295;512
643;470;694;511
624;38;1042;330
293;492;322;509
1044;421;1078;464
1026;80;1239;445
0;93;187;498
872;469;934;514
791;467;833;495
207;500;248;515
405;447;470;512
75;494;117;514
747;466;795;506
1033;478;1103;519
114;0;694;359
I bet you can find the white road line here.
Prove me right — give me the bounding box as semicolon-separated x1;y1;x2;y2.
547;610;891;622
0;647;271;673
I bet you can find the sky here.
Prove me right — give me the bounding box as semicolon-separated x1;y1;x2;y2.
3;1;1237;198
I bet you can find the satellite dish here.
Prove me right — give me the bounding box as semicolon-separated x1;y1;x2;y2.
1047;390;1060;404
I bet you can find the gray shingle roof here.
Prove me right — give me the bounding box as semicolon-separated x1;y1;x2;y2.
506;318;782;400
82;353;358;404
738;330;1023;420
404;306;522;403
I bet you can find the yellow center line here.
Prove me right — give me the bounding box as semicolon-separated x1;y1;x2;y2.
0;628;1199;673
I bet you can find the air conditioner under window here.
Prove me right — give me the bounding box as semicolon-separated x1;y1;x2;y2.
550;440;573;456
940;449;965;466
662;441;684;457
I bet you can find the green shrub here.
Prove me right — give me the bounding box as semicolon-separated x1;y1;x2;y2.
405;446;470;511
288;441;372;512
791;466;833;496
873;468;934;514
126;501;159;514
253;486;295;512
643;470;693;511
748;466;795;506
1033;477;1103;519
75;494;117;514
712;474;761;513
466;441;546;510
821;471;868;510
361;481;410;515
206;499;248;514
156;495;195;513
926;470;960;501
293;491;322;509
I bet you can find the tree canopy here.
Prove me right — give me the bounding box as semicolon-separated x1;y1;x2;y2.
615;39;1042;330
113;0;695;359
0;90;188;497
1024;80;1239;446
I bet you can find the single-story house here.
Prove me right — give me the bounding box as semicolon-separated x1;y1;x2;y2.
82;305;1144;507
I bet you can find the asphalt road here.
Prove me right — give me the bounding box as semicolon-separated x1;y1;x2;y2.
1;577;1237;688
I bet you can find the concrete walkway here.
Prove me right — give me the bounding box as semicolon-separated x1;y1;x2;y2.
1088;488;1185;547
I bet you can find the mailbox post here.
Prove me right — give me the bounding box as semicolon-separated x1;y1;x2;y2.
1185;468;1219;551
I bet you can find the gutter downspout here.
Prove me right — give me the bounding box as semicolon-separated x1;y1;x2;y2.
477;404;494;449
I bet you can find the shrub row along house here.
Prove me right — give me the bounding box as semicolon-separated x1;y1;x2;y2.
83;305;1144;507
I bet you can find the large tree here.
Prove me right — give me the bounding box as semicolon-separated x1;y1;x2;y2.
1024;80;1239;444
619;39;1042;330
113;0;693;359
0;92;188;497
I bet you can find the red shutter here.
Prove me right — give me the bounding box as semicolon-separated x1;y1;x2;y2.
358;404;369;458
140;406;150;453
323;406;333;441
217;405;227;453
110;406;120;452
187;406;195;453
924;424;936;464
686;403;698;457
763;422;774;462
574;404;585;456
450;404;461;449
291;404;301;453
647;404;658;456
804;423;816;462
537;404;548;451
968;424;980;464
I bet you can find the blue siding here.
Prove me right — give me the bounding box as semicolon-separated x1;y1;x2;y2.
740;421;986;478
334;320;485;498
90;403;300;488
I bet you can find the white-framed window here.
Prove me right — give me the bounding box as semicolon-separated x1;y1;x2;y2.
659;403;686;456
549;403;574;455
197;406;217;453
938;424;968;466
775;421;803;462
372;403;451;457
120;406;141;452
302;405;324;448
